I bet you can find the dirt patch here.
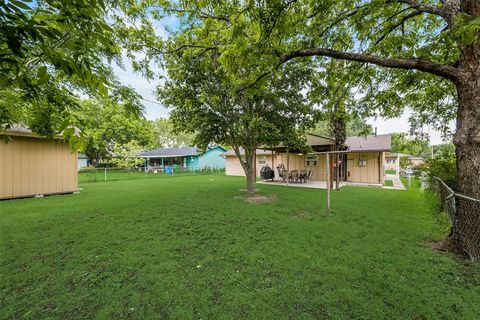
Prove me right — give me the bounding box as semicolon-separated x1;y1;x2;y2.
290;210;313;219
245;194;277;204
239;188;261;193
426;238;459;254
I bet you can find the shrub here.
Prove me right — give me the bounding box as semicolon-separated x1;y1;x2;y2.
423;144;457;191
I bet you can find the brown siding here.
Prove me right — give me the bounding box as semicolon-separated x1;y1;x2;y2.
225;155;274;177
346;152;382;184
0;136;77;199
226;151;385;185
276;153;327;181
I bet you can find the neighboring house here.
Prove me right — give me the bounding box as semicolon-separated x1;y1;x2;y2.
78;153;89;170
408;156;425;167
139;146;226;170
0;126;78;200
384;152;400;172
384;152;425;171
224;133;391;185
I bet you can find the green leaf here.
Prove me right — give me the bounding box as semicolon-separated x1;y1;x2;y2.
11;0;31;10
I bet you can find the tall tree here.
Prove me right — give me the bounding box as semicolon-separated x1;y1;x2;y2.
74;99;151;166
391;133;431;158
157;46;317;194
126;0;480;259
147;118;195;149
0;0;128;138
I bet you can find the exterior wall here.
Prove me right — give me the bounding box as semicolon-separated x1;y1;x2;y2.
384;155;399;172
225;154;273;177
346;152;383;184
78;158;88;170
410;159;424;167
186;155;198;168
226;151;385;185
0;136;78;199
275;153;327;181
198;146;226;169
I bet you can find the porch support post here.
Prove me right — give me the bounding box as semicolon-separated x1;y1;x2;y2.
286;149;290;186
326;153;331;214
271;150;275;181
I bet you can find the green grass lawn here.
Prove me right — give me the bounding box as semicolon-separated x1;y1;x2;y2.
385;169;396;174
78;169;223;183
1;175;479;319
401;176;422;189
384;180;394;187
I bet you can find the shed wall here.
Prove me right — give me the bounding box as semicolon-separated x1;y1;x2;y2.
346;152;384;184
0;136;77;199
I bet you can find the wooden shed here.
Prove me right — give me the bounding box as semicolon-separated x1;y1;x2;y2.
0;127;78;200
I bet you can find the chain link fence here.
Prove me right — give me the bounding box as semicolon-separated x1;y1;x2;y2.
431;176;480;261
78;165;225;183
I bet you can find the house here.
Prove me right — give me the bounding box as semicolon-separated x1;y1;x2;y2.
384;152;400;172
224;149;274;177
78;153;89;170
0;126;78;199
139;145;226;171
384;152;425;172
224;133;391;185
408;156;425;167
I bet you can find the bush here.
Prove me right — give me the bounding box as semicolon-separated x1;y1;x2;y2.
422;144;457;191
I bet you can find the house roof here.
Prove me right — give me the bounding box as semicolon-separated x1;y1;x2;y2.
385;152;424;160
223;148;272;156
306;133;335;146
139;146;198;158
408;156;424;160
345;134;391;152
139;145;226;158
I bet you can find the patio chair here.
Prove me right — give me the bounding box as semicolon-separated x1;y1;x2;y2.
289;170;299;183
277;166;287;182
305;170;313;182
299;170;308;183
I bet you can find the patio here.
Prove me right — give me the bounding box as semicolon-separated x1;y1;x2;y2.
256;180;346;189
256;180;384;189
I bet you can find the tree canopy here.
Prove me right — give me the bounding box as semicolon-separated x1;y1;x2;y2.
74;99;150;166
0;0;140;139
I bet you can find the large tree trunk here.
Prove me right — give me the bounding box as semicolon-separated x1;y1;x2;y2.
452;77;480;260
234;147;257;195
244;149;256;195
452;11;480;258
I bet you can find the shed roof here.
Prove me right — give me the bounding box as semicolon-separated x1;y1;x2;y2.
345;134;391;152
1;124;70;140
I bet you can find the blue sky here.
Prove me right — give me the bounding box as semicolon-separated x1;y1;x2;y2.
111;15;451;145
112;62;450;144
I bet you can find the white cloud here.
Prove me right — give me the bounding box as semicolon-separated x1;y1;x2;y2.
367;110;454;145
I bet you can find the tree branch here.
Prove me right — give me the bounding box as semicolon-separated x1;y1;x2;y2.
395;0;453;24
280;48;458;81
374;11;423;45
167;8;230;23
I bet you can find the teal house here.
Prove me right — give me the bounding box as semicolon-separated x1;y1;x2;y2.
139;146;226;171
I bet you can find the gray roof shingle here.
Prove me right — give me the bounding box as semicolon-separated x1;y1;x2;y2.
139;147;198;158
345;134;391;152
223;148;273;156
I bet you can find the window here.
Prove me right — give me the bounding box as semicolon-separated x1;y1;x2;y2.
387;159;396;164
258;156;267;166
358;159;367;167
306;155;318;166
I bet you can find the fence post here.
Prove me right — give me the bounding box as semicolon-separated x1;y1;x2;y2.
104;167;107;182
